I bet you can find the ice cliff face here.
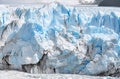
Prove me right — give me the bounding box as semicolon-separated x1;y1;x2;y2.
0;3;120;76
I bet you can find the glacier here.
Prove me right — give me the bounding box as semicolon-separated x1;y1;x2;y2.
0;3;120;77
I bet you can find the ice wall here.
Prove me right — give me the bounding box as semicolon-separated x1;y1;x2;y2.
0;3;120;76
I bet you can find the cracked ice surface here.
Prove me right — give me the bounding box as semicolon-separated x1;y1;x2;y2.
0;3;120;76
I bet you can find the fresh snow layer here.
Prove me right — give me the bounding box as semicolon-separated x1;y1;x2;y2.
0;3;120;76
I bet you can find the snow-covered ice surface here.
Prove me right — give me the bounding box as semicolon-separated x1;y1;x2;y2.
0;70;117;79
0;2;120;78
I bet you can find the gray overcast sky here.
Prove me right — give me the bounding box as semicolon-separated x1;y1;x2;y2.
0;0;42;4
0;0;79;5
0;0;104;5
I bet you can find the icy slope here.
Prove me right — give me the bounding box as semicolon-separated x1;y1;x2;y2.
0;3;120;76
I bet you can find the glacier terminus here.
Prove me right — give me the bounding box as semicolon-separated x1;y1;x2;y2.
0;2;120;77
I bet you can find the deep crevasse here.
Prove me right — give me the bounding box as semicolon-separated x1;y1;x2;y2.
0;3;120;76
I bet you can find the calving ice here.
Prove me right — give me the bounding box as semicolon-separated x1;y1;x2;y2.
0;2;120;77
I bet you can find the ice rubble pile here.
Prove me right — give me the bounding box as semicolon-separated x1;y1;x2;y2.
0;3;120;76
